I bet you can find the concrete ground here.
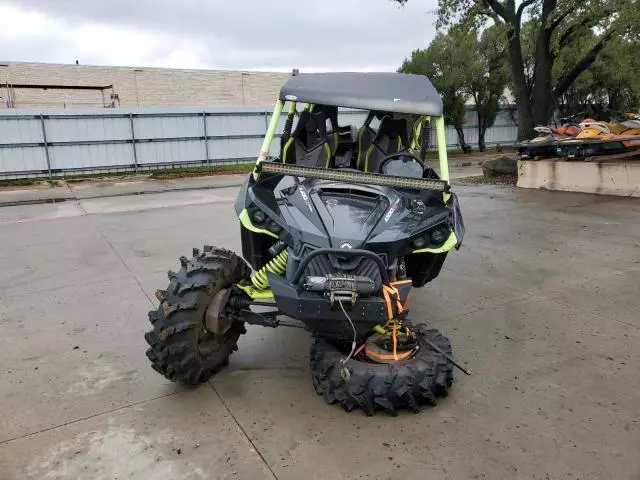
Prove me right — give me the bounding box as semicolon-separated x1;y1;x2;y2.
0;176;639;480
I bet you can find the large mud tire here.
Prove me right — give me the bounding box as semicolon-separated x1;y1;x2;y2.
310;326;454;416
144;246;251;385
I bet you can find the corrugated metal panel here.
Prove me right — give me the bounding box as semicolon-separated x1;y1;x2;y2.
461;127;479;146
208;138;261;160
48;143;134;169
485;125;518;145
275;113;288;134
44;116;131;142
134;115;202;139
0;146;47;173
207;113;265;137
429;124;517;149
136;140;204;165
0;118;42;144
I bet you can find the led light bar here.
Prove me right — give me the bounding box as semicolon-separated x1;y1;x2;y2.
258;162;449;192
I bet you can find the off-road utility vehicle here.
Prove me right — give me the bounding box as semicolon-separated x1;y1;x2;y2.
144;72;466;415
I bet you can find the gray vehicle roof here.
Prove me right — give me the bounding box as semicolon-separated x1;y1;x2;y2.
279;72;443;116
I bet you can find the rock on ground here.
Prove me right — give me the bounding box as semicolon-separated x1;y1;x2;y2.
482;156;517;177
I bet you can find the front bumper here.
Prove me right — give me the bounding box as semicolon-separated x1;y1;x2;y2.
269;273;388;338
268;248;410;339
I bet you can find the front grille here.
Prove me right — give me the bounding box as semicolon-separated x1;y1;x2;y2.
304;254;383;289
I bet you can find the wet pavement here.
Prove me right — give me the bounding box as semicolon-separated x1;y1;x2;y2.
0;179;639;479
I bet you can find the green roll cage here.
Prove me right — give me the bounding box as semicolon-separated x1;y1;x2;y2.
252;100;450;185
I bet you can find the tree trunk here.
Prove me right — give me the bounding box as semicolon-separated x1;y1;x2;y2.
478;127;486;152
505;26;534;141
454;126;470;153
477;109;487;152
530;26;555;128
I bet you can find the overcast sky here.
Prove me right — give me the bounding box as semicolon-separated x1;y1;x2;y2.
0;0;439;72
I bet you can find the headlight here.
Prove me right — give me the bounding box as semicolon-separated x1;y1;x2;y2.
268;221;282;234
412;236;427;249
252;210;266;224
430;226;449;245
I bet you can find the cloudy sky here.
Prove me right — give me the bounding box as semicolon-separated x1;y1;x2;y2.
0;0;439;72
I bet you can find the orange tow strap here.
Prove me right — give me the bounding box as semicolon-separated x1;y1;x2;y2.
392;323;398;360
365;345;414;362
390;279;411;310
381;284;405;321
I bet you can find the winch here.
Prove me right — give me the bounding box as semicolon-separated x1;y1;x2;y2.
304;274;375;306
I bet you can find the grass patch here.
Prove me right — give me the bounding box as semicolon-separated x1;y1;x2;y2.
0;177;52;187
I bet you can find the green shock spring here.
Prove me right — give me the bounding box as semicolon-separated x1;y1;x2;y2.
251;249;289;290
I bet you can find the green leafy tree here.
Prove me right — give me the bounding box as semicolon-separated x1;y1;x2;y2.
554;35;640;118
394;0;640;140
467;25;510;150
401;26;509;152
400;28;476;151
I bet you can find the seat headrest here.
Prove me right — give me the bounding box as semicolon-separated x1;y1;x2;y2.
313;105;339;132
291;111;328;149
374;116;409;148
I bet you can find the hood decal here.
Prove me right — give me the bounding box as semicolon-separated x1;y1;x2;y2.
298;185;314;212
384;197;401;223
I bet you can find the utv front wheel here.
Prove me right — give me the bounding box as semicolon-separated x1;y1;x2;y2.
310;327;454;416
144;246;251;385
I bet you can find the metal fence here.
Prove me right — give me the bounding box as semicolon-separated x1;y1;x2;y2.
0;106;517;179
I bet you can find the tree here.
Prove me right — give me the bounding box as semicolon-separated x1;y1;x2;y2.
554;35;640;118
394;0;640;140
401;26;509;152
467;25;510;151
400;28;476;151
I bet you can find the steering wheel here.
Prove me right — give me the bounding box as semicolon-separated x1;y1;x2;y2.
378;151;426;175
